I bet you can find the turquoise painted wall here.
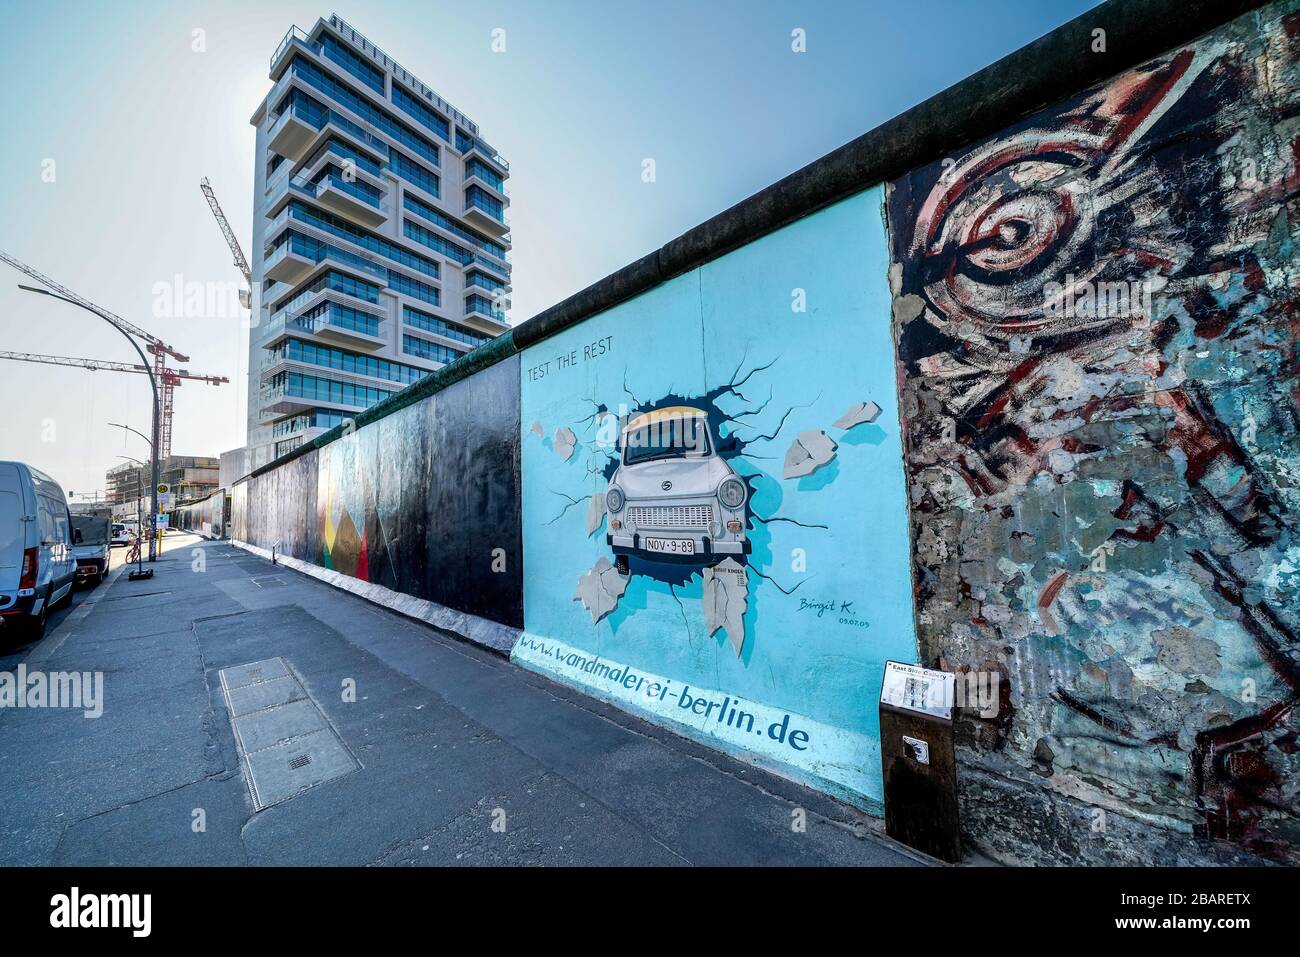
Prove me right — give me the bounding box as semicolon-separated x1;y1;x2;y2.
515;188;917;805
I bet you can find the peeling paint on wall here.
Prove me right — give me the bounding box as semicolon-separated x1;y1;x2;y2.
886;1;1300;863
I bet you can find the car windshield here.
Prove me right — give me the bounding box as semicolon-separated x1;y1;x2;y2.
623;416;711;466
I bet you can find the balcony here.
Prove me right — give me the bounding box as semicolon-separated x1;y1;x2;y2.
292;171;384;228
463;165;508;198
464;272;509;297
463;137;509;173
264;224;390;287
267;104;317;162
267;302;387;351
259;384;369;418
270;25;312;73
258;385;315;416
263;241;315;284
463;191;509;236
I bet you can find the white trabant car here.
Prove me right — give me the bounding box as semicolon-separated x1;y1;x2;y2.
605;406;750;574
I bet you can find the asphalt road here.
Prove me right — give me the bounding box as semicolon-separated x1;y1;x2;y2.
0;531;925;867
0;538;133;670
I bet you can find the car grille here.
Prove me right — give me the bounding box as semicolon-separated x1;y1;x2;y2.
628;504;713;529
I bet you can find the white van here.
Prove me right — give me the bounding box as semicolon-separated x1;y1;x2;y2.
0;462;78;639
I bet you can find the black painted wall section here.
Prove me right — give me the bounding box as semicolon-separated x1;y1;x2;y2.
237;355;523;630
357;354;522;626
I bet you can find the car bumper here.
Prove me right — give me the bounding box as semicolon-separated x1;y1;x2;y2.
607;531;750;563
0;593;38;622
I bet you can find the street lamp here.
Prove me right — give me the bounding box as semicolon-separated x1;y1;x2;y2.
108;421;153;449
20;283;161;561
116;454;148;577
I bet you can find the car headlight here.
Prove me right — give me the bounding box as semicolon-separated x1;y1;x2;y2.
606;485;625;513
718;478;747;510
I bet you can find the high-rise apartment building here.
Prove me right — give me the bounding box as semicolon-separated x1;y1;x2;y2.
246;15;511;467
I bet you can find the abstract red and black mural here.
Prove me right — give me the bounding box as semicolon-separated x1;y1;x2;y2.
887;2;1300;863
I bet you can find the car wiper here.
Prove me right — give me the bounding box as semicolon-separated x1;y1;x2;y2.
627;451;688;465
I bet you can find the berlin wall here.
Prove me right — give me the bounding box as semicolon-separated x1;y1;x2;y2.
234;0;1300;865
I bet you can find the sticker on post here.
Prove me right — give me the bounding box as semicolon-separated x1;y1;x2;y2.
902;735;930;765
880;660;955;720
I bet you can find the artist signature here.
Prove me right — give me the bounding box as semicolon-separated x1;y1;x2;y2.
798;598;856;619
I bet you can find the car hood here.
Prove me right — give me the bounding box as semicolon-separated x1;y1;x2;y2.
616;456;733;499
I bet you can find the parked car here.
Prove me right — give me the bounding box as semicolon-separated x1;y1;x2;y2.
604;406;750;575
111;522;131;547
71;514;110;586
0;461;77;639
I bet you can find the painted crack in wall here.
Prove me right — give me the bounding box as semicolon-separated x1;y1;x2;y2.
886;1;1300;864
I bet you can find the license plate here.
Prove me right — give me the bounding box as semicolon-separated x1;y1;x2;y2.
644;537;695;556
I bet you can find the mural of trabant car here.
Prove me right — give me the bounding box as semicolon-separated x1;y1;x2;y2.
605;406;750;574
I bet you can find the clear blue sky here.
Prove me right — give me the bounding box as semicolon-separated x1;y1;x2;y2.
0;0;1100;498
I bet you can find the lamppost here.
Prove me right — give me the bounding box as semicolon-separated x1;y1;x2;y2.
109;421;163;567
20;283;161;561
117;454;148;578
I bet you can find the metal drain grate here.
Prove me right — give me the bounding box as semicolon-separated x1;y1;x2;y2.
218;657;359;811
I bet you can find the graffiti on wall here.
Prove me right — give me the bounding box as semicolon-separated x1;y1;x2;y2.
887;4;1300;859
517;191;918;804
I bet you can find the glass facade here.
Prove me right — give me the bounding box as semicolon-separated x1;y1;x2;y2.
465;270;507;293
287;56;440;166
295;300;382;337
284;200;440;278
403;219;473;268
388;271;440;307
318;33;385;94
465;185;504;222
465;293;506;322
256;22;511;463
267;370;395;408
391;84;450;142
266;229;388;283
273;270;382;313
403;193;506;259
402;306;489;347
465;157;505;192
313;165;382;206
388;148;439;197
302;135;384;177
272;409;351;438
402;333;462;364
270;337;428;385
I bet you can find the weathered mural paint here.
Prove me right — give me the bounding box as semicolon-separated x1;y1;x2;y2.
887;1;1300;862
516;191;918;805
171;487;230;539
235;356;524;634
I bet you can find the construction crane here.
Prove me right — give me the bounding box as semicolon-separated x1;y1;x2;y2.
0;351;229;387
200;177;253;309
0;349;229;461
5;251;183;459
0;250;229;459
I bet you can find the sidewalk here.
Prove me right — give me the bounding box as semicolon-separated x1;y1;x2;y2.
0;531;922;867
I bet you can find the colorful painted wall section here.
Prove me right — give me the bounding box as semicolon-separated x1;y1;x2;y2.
515;190;918;805
887;1;1300;862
